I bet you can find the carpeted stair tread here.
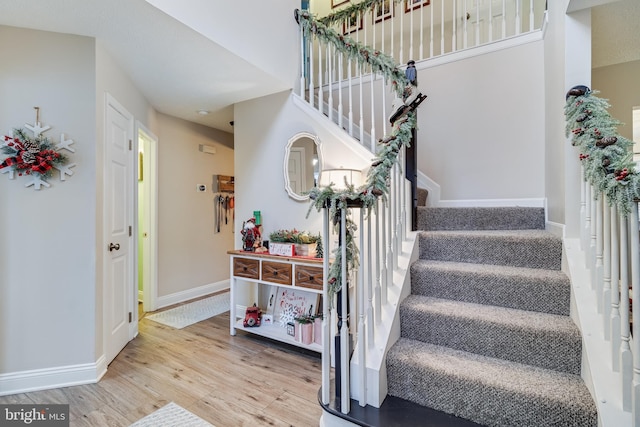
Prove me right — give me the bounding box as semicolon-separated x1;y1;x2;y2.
400;295;581;374
419;229;562;270
410;260;570;315
417;207;545;231
386;338;597;427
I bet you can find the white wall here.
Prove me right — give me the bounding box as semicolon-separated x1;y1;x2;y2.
234;91;373;249
416;41;546;202
0;26;97;374
156;113;234;299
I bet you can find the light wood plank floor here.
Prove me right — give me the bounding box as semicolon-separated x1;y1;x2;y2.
0;302;323;426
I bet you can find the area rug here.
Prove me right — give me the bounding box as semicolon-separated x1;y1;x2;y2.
130;402;214;427
145;292;229;329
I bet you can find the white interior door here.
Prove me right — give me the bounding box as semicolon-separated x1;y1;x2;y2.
105;94;135;365
288;147;306;195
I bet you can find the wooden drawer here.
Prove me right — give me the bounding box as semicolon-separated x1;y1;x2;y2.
296;265;323;291
262;261;292;285
233;257;259;279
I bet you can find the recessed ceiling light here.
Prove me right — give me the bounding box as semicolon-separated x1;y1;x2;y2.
197;109;210;116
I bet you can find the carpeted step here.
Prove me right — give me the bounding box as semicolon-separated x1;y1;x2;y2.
410;260;571;315
400;295;582;374
417;188;429;206
386;338;597;427
419;229;562;270
417;207;545;231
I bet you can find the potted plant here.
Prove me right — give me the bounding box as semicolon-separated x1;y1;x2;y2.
269;229;321;257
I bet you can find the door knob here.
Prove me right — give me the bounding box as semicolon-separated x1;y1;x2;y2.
109;243;120;252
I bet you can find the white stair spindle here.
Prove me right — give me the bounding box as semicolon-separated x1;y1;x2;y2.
488;0;494;42
358;207;366;407
418;1;424;60
596;197;604;313
603;198;612;339
611;204;621;370
317;43;323;115
620;213;632;411
381;198;388;306
529;0;534;32
590;187;597;286
440;0;445;55
348;49;354;137
370;73;376;152
630;203;640;424
502;0;507;39
340;208;350;414
338;52;344;130
299;23;305;99
327;45;333;123
359;62;364;145
475;0;480;46
322;207;331;405
375;198;383;323
409;2;414;62
515;0;522;35
452;0;457;52
308;34;315;109
430;0;434;57
463;0;468;49
367;208;375;342
581;167;588;250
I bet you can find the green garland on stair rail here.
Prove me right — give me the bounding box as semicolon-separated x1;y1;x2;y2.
296;8;409;100
565;85;640;216
296;6;419;303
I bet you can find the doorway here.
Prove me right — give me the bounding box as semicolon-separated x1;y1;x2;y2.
136;122;159;314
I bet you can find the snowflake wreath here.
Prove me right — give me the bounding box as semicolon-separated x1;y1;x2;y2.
1;128;68;178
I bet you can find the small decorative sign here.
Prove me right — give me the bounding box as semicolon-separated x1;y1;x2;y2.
269;242;295;257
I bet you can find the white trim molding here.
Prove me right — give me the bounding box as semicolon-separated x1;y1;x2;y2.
155;280;230;310
0;357;106;396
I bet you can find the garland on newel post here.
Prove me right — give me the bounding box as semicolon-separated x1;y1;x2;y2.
306;113;417;301
565;85;640;216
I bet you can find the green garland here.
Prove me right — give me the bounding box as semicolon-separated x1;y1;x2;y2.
296;8;409;99
297;7;421;302
565;86;640;216
318;0;404;28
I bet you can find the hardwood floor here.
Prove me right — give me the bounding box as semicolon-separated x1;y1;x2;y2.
0;305;323;426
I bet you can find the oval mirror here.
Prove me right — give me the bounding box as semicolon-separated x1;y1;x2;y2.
283;132;322;201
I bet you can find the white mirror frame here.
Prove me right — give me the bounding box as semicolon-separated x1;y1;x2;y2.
283;132;322;201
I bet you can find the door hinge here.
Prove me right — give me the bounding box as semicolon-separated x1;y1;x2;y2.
129;139;132;150
129;226;132;236
129;312;132;323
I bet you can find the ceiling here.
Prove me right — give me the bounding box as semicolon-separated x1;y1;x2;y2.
0;0;288;134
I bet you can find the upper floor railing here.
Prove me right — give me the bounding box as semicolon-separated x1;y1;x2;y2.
297;0;547;152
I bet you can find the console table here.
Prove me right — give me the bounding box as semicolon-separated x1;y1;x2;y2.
228;250;324;352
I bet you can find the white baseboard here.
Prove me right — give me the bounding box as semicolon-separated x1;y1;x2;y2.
0;360;104;396
155;280;230;310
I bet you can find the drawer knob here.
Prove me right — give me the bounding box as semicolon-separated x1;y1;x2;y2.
309;276;315;281
273;271;279;276
243;266;247;271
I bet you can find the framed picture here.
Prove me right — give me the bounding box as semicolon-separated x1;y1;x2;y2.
343;10;363;34
405;0;430;12
274;287;320;327
374;0;393;23
331;0;349;7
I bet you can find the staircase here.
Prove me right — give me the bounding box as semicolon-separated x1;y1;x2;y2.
386;207;598;427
